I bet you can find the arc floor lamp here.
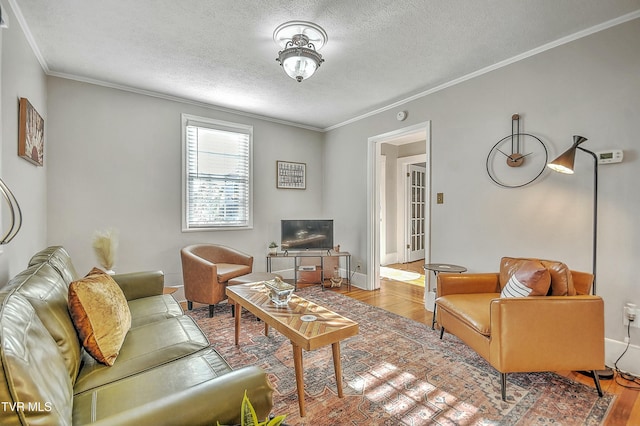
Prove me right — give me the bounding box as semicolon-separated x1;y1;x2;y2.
547;135;613;380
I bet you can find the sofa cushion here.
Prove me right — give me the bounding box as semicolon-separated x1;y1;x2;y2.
437;293;499;336
0;292;73;425
500;257;575;296
28;245;80;284
73;315;210;394
6;262;83;383
72;349;272;426
541;260;576;296
500;260;551;297
217;263;252;283
128;294;184;328
69;268;132;366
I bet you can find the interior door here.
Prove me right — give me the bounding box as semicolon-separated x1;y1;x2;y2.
407;164;426;262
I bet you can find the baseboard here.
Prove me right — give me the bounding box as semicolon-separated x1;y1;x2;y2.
605;338;640;377
348;270;368;289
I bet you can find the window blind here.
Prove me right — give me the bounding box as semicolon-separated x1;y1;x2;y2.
184;117;252;229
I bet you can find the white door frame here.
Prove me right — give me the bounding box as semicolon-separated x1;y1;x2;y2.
367;122;431;290
379;155;387;263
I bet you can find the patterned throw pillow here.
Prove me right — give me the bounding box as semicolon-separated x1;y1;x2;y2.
500;257;575;296
500;260;551;297
68;268;131;366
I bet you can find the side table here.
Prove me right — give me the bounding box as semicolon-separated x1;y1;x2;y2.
424;263;467;330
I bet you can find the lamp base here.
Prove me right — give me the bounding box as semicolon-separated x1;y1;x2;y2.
577;368;614;380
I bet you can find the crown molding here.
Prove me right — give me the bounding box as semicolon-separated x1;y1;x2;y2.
46;70;324;132
9;2;640;133
324;9;640;132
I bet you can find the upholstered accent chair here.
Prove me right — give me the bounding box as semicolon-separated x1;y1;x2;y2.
436;257;605;401
181;244;253;317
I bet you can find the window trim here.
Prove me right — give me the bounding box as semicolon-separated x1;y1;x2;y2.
181;114;253;232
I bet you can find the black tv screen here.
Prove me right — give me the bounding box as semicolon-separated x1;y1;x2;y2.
281;220;334;251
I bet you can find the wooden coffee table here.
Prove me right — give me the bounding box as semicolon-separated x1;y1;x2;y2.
226;283;359;417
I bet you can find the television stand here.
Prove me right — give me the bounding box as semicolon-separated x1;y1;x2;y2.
281;249;332;256
267;250;351;291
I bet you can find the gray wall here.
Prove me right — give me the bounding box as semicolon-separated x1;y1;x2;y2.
0;2;48;281
46;78;324;287
323;18;640;371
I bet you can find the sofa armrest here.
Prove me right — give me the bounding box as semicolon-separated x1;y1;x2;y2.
111;271;164;301
437;273;500;296
87;366;274;426
489;296;604;372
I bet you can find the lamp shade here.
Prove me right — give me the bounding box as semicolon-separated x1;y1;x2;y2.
547;135;588;174
279;48;322;82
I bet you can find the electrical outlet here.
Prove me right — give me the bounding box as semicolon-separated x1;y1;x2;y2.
623;304;639;328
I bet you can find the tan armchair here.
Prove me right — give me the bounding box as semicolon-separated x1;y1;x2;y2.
435;257;604;401
181;244;253;317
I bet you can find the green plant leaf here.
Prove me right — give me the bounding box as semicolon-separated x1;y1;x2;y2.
265;414;287;426
241;390;260;426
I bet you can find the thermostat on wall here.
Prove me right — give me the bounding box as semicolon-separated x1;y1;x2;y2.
596;149;623;164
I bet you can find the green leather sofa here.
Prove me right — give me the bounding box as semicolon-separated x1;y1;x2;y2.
0;246;274;425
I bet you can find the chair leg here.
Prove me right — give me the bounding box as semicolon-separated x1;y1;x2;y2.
208;305;215;318
501;373;507;401
592;370;604;397
439;327;445;339
231;304;235;317
187;301;193;311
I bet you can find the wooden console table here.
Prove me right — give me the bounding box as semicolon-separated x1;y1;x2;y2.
266;250;352;291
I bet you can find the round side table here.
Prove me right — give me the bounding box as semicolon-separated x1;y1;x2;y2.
424;263;467;330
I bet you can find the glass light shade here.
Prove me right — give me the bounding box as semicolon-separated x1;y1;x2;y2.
283;55;317;82
278;47;322;82
274;22;327;83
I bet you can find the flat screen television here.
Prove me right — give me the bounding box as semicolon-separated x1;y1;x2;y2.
281;219;334;251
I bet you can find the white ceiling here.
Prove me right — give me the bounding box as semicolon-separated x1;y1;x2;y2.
11;0;640;130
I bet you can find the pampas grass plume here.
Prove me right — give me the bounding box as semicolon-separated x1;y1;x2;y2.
92;228;118;271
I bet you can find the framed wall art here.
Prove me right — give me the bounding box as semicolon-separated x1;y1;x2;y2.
276;160;306;189
18;98;44;166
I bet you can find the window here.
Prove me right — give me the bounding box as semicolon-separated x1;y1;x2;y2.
182;114;253;231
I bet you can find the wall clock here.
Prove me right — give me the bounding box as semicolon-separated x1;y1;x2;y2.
486;114;548;188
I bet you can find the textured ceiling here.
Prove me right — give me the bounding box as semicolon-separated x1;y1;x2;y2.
12;0;640;130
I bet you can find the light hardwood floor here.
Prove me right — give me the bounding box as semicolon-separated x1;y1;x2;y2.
329;262;640;426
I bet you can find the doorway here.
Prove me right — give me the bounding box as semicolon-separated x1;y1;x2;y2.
367;122;431;291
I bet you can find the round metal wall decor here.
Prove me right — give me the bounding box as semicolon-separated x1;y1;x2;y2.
486;114;548;188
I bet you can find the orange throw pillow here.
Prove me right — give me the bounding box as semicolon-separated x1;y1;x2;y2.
500;257;575;296
500;260;551;297
68;268;131;366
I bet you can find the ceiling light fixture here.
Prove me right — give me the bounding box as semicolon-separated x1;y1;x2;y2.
274;21;327;82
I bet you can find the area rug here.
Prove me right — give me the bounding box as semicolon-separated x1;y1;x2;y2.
380;266;425;287
186;287;613;425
